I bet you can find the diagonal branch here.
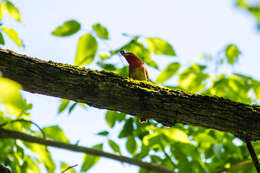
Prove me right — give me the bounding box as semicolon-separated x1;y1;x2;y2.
246;141;260;172
216;158;260;173
0;49;260;140
0;128;175;173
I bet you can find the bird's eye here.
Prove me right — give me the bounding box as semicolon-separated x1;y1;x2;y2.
120;50;126;55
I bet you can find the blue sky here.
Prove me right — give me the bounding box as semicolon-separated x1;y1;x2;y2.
2;0;260;172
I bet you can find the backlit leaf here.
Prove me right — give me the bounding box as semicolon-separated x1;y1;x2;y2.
58;99;70;114
213;144;223;160
75;33;97;66
0;2;6;20
119;118;134;138
5;1;22;22
0;77;24;116
92;23;109;39
52;20;81;37
156;62;180;84
0;31;5;45
1;27;21;47
143;132;163;149
105;110;117;128
97;62;117;71
60;161;77;173
43;125;69;143
99;52;110;60
126;136;137;154
253;80;260;99
68;102;77;114
81;144;103;172
105;110;125;128
24;155;41;173
225;44;241;64
179;64;208;92
163;128;190;143
146;37;176;56
134;144;150;159
97;130;109;136
108;139;121;154
25;143;55;173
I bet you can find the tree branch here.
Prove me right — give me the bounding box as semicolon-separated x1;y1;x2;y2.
216;159;260;173
0;49;260;140
246;141;260;172
0;164;10;173
0;128;175;173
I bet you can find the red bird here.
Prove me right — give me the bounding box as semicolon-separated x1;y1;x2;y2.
120;50;148;123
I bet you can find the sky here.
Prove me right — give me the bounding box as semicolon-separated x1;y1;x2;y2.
2;0;260;172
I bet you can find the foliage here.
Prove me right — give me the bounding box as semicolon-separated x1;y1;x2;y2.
0;1;260;173
235;0;260;31
0;0;22;48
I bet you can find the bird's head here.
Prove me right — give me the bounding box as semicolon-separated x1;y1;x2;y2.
120;50;143;66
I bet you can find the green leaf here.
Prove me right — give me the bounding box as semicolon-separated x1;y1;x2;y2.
25;143;55;173
134;144;150;159
97;130;109;136
146;37;176;56
108;139;121;154
156;62;180;84
75;33;97;66
52;20;81;37
0;77;24;116
105;110;125;128
179;64;208;92
105;110;117;128
24;155;41;173
68;102;77;114
1;27;21;47
0;32;4;45
5;1;22;22
139;167;152;173
213;144;223;160
0;2;6;20
126;136;137;154
99;52;110;60
92;23;109;39
81;144;103;172
225;44;241;64
119;118;134;138
143;132;164;149
97;62;117;71
58;99;70;114
163;128;190;143
60;161;77;173
194;133;216;150
43;125;69;143
252;80;260;99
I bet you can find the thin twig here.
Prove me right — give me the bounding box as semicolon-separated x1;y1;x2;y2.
0;128;175;173
216;159;259;173
246;141;260;173
160;142;175;168
61;164;78;173
0;119;46;138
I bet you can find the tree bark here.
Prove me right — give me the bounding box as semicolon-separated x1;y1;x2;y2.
0;49;259;140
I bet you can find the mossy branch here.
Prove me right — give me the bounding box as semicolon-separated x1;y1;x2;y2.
0;49;260;140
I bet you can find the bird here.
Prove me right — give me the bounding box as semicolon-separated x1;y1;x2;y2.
120;50;148;123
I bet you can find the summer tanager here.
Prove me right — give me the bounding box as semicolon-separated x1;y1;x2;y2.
120;50;148;123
